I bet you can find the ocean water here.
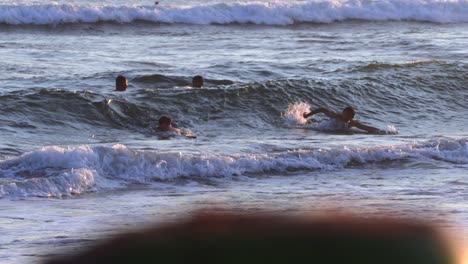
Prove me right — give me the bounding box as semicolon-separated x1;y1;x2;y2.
1;0;468;263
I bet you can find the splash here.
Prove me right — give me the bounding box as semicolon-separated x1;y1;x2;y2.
283;102;311;126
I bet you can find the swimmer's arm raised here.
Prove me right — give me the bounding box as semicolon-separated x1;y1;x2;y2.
303;108;339;119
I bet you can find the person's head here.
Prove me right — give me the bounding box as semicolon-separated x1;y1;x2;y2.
192;75;204;88
158;116;173;131
342;106;356;121
115;75;128;91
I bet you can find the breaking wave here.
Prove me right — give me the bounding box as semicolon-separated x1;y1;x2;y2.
1;1;468;26
0;138;466;198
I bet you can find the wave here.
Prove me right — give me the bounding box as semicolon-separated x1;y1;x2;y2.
358;60;447;71
0;138;466;198
0;89;164;133
1;66;467;138
132;74;234;88
1;1;468;26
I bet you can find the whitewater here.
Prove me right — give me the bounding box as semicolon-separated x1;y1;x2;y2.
1;0;468;25
0;0;467;263
1;138;467;198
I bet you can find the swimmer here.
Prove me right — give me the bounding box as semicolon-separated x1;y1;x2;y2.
115;75;128;92
157;116;178;133
156;116;197;139
303;106;380;133
192;75;204;88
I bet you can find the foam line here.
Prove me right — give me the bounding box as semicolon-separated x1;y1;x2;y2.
1;1;468;26
0;138;466;198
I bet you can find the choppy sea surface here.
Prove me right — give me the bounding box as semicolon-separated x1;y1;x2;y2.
0;0;467;263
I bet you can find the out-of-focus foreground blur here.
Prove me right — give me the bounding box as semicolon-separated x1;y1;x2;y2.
45;212;455;264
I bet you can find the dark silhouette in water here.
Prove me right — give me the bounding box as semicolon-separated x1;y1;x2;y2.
192;75;204;88
44;211;453;264
157;116;177;133
115;76;128;92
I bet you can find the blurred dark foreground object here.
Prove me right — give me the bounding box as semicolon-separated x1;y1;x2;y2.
45;213;453;264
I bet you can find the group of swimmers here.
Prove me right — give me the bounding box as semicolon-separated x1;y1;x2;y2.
114;75;382;135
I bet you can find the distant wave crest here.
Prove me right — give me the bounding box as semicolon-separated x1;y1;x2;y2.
1;0;468;26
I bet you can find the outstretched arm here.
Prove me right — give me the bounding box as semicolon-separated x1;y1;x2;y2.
303;108;339;119
350;120;380;133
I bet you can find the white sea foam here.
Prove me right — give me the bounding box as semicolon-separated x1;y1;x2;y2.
1;1;467;25
0;138;466;198
282;102;311;126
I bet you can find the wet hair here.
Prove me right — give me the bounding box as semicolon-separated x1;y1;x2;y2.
159;116;172;126
115;75;127;90
343;106;356;119
192;75;204;87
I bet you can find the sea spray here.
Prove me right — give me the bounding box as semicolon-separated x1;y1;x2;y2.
283;102;311;126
